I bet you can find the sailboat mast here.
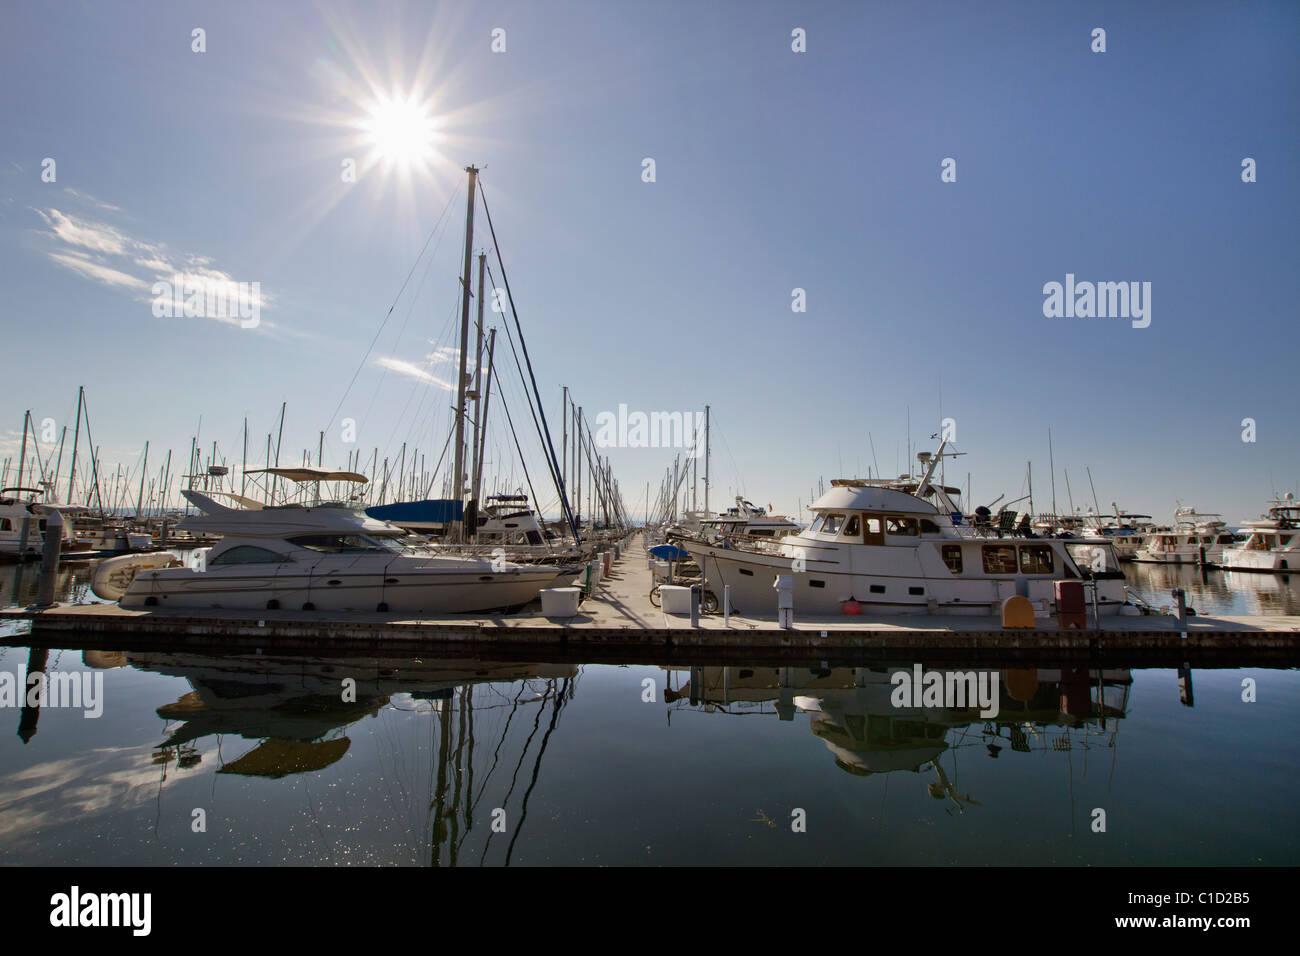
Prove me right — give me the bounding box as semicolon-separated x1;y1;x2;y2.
1048;428;1057;518
703;404;710;515
16;410;29;493
467;251;487;539
471;328;496;520
452;165;479;541
67;387;83;505
135;441;149;516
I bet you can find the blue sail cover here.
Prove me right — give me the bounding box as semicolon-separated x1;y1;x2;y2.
367;499;464;524
648;544;690;561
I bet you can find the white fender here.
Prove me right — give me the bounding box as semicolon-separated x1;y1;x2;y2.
91;551;182;601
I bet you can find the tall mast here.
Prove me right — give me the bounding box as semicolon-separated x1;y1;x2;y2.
703;404;710;515
1048;427;1057;518
452;165;479;540
471;328;496;524
16;410;29;493
561;386;568;494
135;441;149;516
67;387;83;505
467;251;487;538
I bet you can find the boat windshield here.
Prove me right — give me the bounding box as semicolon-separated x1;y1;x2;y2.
288;534;404;554
1065;542;1121;575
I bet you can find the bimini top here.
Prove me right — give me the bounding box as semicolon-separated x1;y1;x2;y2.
810;484;939;516
245;466;369;483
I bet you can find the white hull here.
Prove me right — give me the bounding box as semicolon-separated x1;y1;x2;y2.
1220;547;1298;573
1132;545;1224;565
683;540;1126;617
122;559;560;613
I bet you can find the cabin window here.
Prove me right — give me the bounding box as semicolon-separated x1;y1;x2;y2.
863;516;884;545
821;514;845;535
843;515;861;538
209;546;290;565
808;515;826;534
885;516;918;537
1018;545;1055;574
919;518;941;534
289;534;401;553
941;545;963;573
982;545;1018;574
0;519;9;531
1216;534;1234;544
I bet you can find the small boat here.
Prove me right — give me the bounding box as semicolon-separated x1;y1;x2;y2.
1132;507;1235;565
676;497;801;541
1091;508;1156;561
0;487;92;561
1220;495;1300;572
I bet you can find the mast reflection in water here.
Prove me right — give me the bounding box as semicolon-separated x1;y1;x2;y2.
0;646;1296;865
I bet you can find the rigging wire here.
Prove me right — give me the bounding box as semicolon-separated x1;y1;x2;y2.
318;182;462;443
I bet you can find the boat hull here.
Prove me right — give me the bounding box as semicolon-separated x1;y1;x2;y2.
121;561;561;613
1220;547;1298;573
682;540;1126;617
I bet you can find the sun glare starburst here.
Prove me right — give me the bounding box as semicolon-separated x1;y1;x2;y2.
360;91;442;173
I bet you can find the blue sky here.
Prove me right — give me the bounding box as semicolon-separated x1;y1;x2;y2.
1;0;1296;524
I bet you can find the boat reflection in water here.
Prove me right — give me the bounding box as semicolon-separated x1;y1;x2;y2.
665;664;1131;799
8;645;1298;865
95;651;577;864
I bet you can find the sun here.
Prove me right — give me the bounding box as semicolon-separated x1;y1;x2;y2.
361;91;442;173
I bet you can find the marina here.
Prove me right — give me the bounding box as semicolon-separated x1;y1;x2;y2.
2;0;1297;902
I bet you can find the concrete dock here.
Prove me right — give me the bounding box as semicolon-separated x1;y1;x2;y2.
1;535;1297;662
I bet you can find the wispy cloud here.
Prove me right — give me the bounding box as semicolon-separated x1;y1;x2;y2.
47;251;150;290
32;202;279;331
374;356;455;390
62;187;121;213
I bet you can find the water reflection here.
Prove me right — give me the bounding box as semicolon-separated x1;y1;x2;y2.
123;652;577;866
2;644;1297;865
1124;561;1300;615
665;665;1131;796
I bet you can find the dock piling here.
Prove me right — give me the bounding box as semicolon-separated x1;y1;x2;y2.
33;511;63;608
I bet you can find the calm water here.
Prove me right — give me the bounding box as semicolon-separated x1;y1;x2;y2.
0;644;1296;866
2;558;1296;866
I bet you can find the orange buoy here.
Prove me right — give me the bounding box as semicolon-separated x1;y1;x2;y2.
842;599;862;615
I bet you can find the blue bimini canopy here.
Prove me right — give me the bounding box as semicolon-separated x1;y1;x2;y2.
648;544;690;561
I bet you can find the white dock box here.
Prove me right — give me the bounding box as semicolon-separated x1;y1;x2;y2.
540;587;582;618
659;585;694;615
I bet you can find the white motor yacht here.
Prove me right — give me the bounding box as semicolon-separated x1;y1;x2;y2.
0;486;90;560
1221;495;1300;572
677;497;801;541
96;468;563;613
1132;507;1235;565
677;443;1129;617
